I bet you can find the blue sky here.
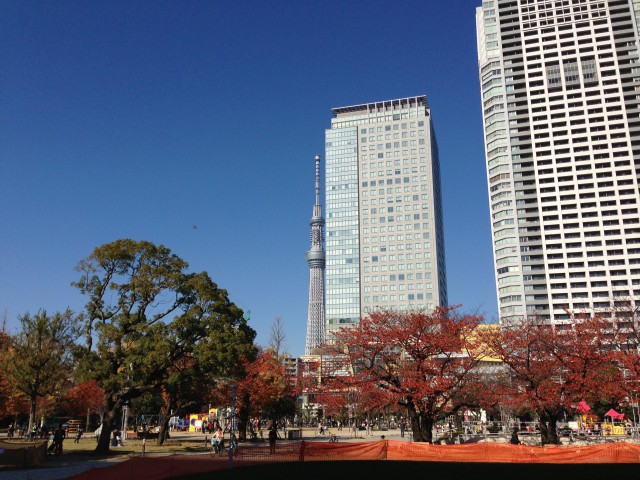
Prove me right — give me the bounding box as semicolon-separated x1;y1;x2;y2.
1;1;495;357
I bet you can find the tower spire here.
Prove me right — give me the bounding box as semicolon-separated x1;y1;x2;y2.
305;154;326;355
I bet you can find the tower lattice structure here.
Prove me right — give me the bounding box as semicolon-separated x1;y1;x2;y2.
305;154;326;355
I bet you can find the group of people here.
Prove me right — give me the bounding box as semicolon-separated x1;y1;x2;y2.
5;422;86;452
209;419;277;454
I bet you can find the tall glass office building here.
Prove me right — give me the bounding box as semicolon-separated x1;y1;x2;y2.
476;0;640;325
324;96;448;341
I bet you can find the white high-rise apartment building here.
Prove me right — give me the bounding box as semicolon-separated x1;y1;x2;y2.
476;0;640;325
324;96;448;341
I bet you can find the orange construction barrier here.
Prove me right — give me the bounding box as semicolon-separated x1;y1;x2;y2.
65;440;640;480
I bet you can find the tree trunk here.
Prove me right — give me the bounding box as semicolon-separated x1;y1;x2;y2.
406;404;434;443
237;391;250;441
28;393;37;433
157;399;172;446
539;409;561;445
96;409;115;453
237;405;248;441
156;415;170;445
417;412;434;443
95;395;119;454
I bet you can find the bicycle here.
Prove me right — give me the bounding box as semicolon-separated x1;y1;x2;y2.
211;438;224;454
329;433;338;442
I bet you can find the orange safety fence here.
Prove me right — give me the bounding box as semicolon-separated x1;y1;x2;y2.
65;440;640;480
385;440;640;464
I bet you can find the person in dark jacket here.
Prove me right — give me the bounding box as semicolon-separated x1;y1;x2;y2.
52;424;65;455
510;428;521;445
268;422;277;454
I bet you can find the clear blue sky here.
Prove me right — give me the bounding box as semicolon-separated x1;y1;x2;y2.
1;1;495;357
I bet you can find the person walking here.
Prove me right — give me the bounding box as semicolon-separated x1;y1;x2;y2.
268;422;277;454
52;424;65;455
399;418;407;438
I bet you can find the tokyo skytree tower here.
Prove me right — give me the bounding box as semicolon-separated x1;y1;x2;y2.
305;154;326;355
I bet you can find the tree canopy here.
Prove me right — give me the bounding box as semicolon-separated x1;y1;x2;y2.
480;314;625;444
237;349;297;427
1;309;79;431
72;239;256;452
314;307;485;443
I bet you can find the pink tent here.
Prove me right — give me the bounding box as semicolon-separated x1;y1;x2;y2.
605;409;624;420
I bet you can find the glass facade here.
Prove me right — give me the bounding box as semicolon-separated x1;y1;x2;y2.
325;96;448;342
325;126;361;339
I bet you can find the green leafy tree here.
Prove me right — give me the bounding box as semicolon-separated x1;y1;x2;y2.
1;309;79;432
73;239;255;453
152;275;257;444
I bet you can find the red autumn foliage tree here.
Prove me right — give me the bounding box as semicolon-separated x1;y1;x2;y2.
236;349;298;429
481;314;624;445
606;301;640;396
0;328;11;420
62;379;105;419
311;369;392;426
315;307;485;443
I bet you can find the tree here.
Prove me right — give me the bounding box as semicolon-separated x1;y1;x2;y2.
153;276;257;445
236;349;297;431
0;326;14;422
73;239;256;453
481;314;624;445
316;307;485;443
1;309;79;432
62;379;105;421
268;316;287;357
606;299;640;399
